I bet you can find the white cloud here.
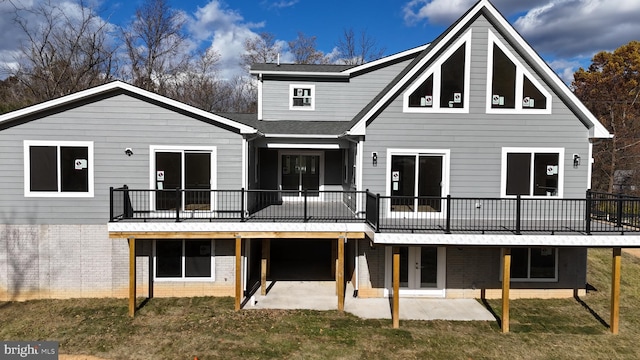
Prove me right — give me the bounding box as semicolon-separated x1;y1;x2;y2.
403;0;549;25
514;0;640;58
548;58;582;84
189;1;267;79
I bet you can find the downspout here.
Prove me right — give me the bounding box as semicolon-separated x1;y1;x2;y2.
257;73;263;120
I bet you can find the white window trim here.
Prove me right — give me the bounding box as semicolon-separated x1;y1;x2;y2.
153;239;216;282
289;84;315;111
23;140;95;198
486;30;552;115
500;147;565;198
149;145;217;211
385;148;451;218
403;30;472;114
500;247;559;283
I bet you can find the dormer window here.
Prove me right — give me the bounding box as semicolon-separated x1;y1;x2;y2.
403;31;471;113
290;84;315;110
487;30;551;114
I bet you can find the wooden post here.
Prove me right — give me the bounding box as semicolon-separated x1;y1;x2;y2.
261;239;269;296
128;237;136;318
392;246;400;329
502;248;511;333
611;247;622;334
235;236;242;311
337;236;345;312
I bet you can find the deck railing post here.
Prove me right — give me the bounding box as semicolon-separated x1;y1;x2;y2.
515;195;521;235
586;190;592;235
376;193;380;233
304;189;308;222
616;193;623;228
445;195;452;234
109;187;114;221
241;188;245;222
123;185;131;219
175;187;181;222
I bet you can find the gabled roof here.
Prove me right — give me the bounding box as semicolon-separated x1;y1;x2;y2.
249;44;429;78
345;0;612;139
0;81;258;134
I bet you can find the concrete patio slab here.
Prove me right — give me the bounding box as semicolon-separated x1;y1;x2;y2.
247;281;496;322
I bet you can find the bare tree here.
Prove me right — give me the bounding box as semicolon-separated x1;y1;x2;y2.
241;32;281;68
288;32;329;64
121;0;190;94
7;0;118;102
335;28;386;65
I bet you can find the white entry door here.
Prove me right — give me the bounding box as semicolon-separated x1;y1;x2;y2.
389;246;446;297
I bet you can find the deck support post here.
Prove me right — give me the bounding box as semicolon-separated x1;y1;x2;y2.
611;247;621;334
128;237;136;318
392;246;400;329
235;236;242;311
501;248;511;333
261;239;270;296
337;235;345;312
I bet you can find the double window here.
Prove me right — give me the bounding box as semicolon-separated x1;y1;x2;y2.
154;240;214;280
487;30;551;113
501;148;564;197
23;140;94;197
403;31;471;113
289;84;315;110
510;248;558;281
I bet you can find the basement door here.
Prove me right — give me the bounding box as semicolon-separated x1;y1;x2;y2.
388;246;446;297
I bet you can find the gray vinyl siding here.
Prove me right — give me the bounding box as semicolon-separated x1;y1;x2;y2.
0;94;243;225
261;59;413;121
362;15;591;199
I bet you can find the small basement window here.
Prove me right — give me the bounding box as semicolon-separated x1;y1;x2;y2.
154;240;214;280
24;140;94;197
510;248;558;281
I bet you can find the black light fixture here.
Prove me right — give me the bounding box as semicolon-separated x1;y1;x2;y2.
372;152;378;167
573;154;580;167
125;148;133;156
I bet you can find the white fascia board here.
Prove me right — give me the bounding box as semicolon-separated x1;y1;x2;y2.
266;143;340;149
263;133;339;139
341;44;430;75
249;70;350;78
0;80;258;135
347;2;486;134
370;232;640;247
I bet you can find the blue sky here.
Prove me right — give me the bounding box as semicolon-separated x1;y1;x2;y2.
2;0;640;82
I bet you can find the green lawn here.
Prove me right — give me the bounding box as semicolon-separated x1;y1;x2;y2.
2;248;640;359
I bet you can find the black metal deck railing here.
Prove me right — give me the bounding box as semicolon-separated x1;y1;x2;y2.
110;187;640;235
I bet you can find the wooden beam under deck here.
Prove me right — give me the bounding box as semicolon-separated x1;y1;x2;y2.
261;239;270;296
337;235;345;312
392;246;400;329
235;236;242;311
128;237;136;318
501;248;511;334
611;247;621;334
110;231;366;240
